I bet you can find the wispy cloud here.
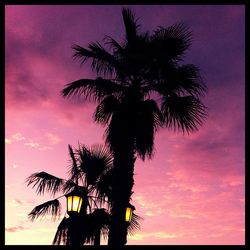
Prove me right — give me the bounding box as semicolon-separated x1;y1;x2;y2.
38;145;53;151
12;133;25;141
24;142;40;148
45;132;62;145
24;141;52;151
6;226;25;233
130;231;184;241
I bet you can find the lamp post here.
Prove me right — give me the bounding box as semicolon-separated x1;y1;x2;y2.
125;204;135;223
65;189;86;246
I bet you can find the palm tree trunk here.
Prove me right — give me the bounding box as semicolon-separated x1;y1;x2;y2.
108;140;136;245
94;229;101;245
68;216;83;246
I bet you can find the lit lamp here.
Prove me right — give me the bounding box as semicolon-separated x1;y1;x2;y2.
65;190;84;215
125;204;135;223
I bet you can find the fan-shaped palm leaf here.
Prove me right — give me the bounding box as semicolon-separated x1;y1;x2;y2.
151;22;192;61
26;172;65;196
171;64;207;97
77;144;113;186
162;94;207;133
28;199;61;221
154;64;207;98
128;212;143;236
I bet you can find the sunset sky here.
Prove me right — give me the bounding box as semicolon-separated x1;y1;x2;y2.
5;5;245;245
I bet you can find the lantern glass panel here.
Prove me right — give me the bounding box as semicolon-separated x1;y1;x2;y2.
67;196;73;212
72;196;80;212
125;207;132;222
77;197;83;213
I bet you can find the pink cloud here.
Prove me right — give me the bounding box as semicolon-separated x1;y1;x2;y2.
6;226;25;233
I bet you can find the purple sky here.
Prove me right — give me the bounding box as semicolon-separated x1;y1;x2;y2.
5;5;245;245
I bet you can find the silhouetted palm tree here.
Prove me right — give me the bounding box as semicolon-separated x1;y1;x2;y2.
61;8;207;245
27;143;141;245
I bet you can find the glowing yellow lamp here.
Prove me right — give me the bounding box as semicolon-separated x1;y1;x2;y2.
125;204;135;223
66;191;83;214
125;207;132;222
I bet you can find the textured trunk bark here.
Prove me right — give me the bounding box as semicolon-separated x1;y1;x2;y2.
108;140;136;246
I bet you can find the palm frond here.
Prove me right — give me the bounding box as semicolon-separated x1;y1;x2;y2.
135;99;163;160
122;8;140;44
77;144;113;186
177;64;207;96
165;64;207;97
72;43;118;77
28;199;61;221
67;144;81;185
71;44;94;65
26;172;65;196
151;22;192;61
104;35;124;54
88;42;117;77
53;217;70;245
162;94;208;133
84;209;110;245
63;179;78;194
93;95;120;125
61;77;122;102
128;212;143;236
95;168;114;205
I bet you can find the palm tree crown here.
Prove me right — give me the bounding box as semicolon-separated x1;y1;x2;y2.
62;8;207;160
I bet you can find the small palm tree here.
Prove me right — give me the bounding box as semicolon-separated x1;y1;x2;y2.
61;8;207;245
27;143;141;245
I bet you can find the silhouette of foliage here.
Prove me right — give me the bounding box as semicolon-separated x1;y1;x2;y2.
52;216;70;245
128;213;143;236
28;199;61;221
26;172;65;197
27;143;142;245
61;7;207;245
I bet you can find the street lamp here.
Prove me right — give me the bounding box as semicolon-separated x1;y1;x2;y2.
65;190;84;215
125;204;135;223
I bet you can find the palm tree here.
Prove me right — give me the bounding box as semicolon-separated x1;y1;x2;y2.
27;143;141;245
27;144;110;245
61;8;207;245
